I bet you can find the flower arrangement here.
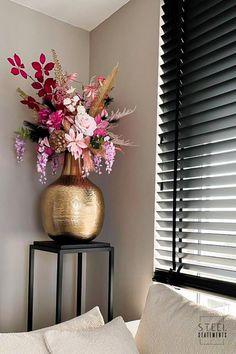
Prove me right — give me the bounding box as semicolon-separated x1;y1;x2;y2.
8;50;134;183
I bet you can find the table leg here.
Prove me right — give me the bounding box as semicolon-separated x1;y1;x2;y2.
27;245;35;331
108;248;114;322
56;251;64;324
77;253;83;316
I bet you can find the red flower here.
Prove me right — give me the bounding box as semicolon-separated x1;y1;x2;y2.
21;96;40;111
32;77;56;100
7;54;27;79
32;54;54;82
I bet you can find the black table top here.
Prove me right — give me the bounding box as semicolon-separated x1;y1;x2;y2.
33;240;111;250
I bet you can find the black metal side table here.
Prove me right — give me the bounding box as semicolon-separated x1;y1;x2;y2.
27;241;114;331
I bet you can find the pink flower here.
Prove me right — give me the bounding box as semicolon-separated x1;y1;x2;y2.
38;108;51;126
7;54;27;79
65;128;87;160
96;76;106;86
94;114;109;137
75;106;97;136
101;108;108;118
66;73;77;82
46;110;63;131
84;84;98;100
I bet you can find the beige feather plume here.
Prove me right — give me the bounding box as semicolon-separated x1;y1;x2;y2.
51;49;66;86
89;64;119;117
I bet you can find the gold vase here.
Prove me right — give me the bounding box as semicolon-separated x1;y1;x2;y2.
41;152;105;242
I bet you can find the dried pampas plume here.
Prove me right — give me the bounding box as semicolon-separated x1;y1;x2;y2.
89;64;119;117
17;88;28;101
109;132;134;147
109;107;136;122
51;49;66;86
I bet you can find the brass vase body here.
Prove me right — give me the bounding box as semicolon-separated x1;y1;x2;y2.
41;153;104;242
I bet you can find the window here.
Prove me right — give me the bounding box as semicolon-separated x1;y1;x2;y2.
154;0;236;297
177;287;236;316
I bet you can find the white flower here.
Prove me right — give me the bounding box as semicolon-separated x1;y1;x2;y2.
72;95;80;104
64;95;81;113
75;109;97;137
77;105;86;114
63;98;71;105
67;86;76;94
67;104;75;112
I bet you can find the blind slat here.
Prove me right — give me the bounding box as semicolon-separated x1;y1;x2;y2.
156;0;236;286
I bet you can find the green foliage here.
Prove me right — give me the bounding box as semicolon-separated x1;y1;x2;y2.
15;126;30;140
90;136;104;149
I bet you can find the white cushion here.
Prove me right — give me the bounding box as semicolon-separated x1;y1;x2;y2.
45;317;140;354
0;307;104;354
126;320;140;337
136;283;236;354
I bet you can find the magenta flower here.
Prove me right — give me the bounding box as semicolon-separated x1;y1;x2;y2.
46;110;63;131
94;114;109;137
7;54;27;79
65;128;87;160
38;108;51;126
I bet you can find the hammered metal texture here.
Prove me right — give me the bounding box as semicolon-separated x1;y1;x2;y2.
41;153;104;242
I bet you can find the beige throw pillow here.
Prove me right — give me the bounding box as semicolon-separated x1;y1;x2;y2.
0;307;104;354
136;284;236;354
45;317;140;354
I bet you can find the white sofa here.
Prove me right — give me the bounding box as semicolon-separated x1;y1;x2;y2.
1;283;236;353
126;320;140;337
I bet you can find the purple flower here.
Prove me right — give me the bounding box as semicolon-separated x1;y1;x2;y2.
104;142;116;174
94;155;103;175
37;151;48;184
37;138;52;183
15;135;26;162
51;155;59;175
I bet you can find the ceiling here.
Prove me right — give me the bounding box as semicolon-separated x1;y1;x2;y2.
10;0;130;31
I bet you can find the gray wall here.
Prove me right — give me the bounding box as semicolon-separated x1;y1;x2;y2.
87;0;159;321
0;0;159;331
0;0;89;332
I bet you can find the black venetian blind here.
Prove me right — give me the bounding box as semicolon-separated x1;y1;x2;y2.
154;0;236;297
